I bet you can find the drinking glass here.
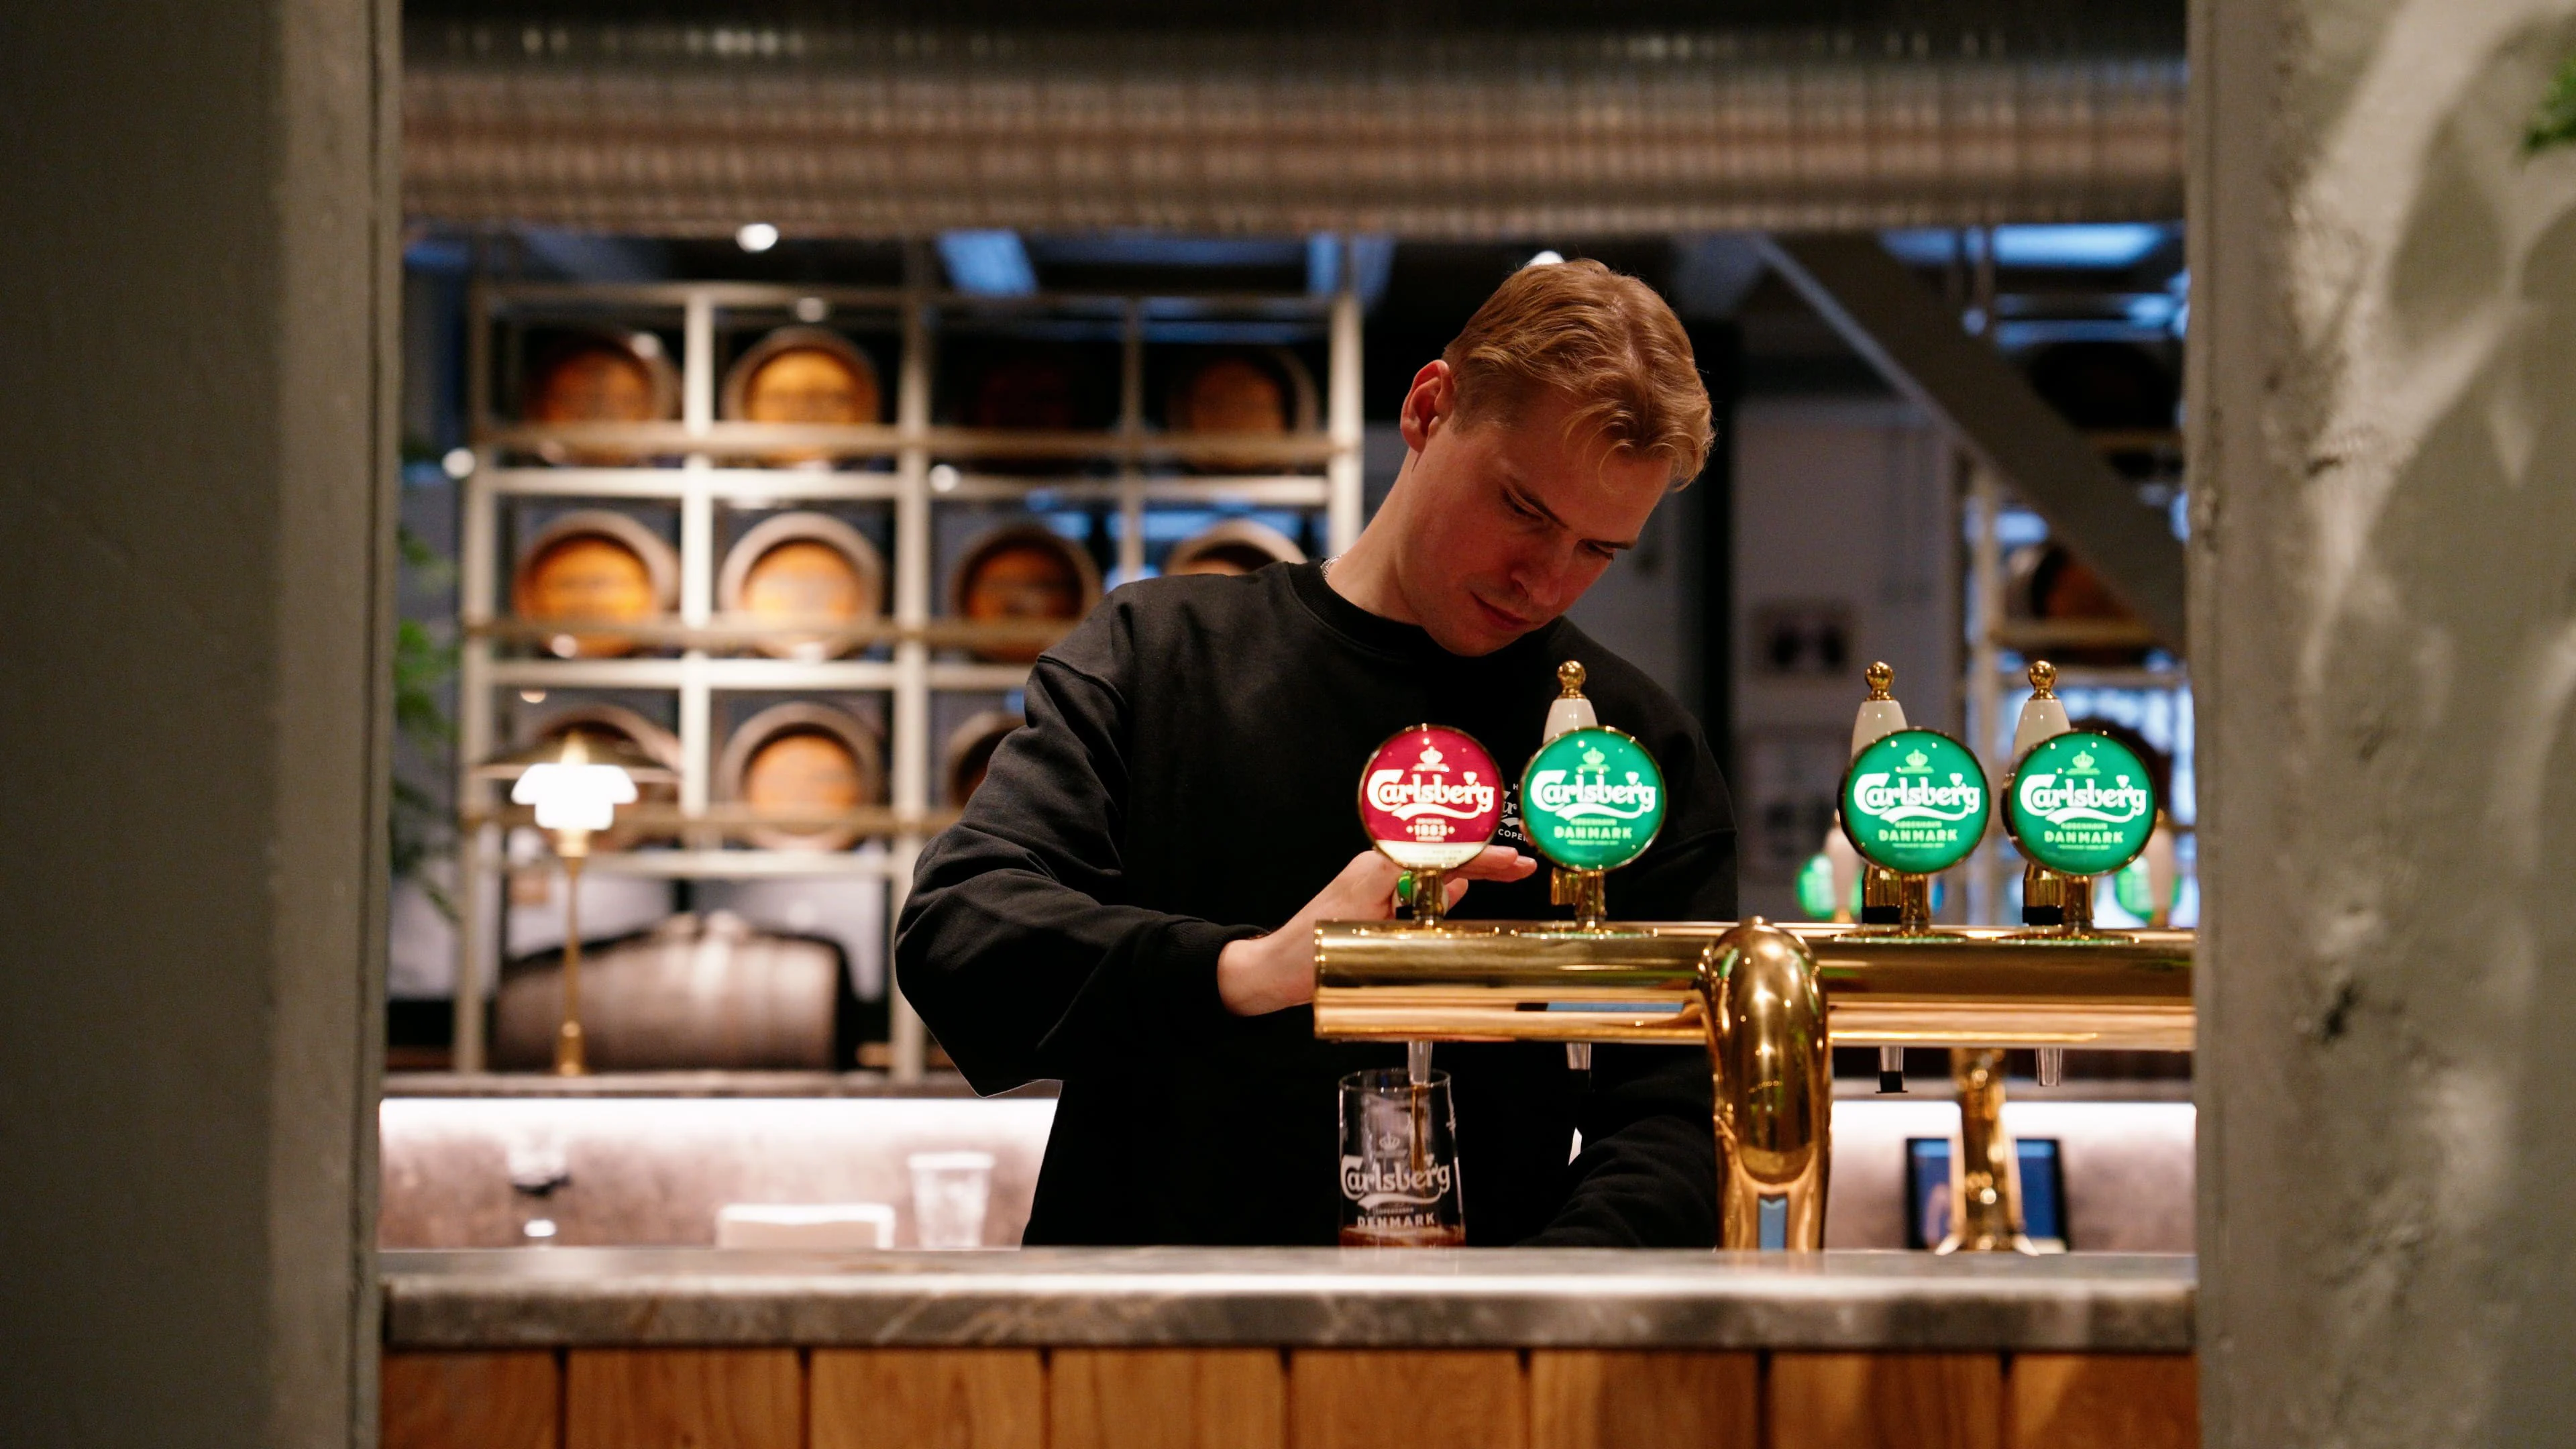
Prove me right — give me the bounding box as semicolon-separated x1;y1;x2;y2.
1337;1069;1466;1246
908;1150;995;1248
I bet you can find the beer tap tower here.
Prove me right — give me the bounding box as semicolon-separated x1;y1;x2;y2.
1313;661;2192;1252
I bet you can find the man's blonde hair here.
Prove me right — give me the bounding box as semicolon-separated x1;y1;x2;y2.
1442;258;1713;484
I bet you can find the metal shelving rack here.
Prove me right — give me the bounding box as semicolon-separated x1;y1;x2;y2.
448;272;1365;1077
1958;445;2190;926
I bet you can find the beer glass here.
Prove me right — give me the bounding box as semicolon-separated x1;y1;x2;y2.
1337;1069;1466;1246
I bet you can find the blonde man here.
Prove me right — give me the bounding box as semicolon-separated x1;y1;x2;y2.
899;260;1735;1246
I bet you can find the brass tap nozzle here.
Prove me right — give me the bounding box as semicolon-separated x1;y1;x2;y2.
2027;659;2057;698
1702;919;1831;1251
1558;659;1587;698
1864;661;1894;700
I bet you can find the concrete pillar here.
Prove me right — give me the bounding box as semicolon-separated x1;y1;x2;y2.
0;1;396;1446
2190;0;2576;1441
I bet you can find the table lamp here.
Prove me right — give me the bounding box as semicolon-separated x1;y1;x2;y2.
476;732;676;1073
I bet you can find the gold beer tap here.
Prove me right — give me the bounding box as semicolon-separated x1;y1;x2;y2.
1848;662;1935;934
1311;662;2192;1253
2012;661;2090;936
1311;917;2192;1251
1941;1046;2032;1253
1542;661;1613;928
1707;922;1831;1249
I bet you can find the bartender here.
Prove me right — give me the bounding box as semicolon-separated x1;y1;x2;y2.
896;259;1735;1246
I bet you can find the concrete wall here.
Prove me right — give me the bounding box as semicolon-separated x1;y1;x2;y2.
2190;0;2576;1440
0;1;396;1445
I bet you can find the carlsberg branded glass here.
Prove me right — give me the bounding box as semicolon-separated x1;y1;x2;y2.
1338;1069;1466;1246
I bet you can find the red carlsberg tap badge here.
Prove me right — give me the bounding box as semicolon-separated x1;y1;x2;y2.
1357;725;1505;870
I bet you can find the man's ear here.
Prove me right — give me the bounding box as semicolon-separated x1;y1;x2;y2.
1398;360;1453;453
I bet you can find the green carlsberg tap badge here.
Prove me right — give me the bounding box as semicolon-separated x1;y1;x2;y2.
2005;731;2157;877
1839;728;1990;874
1519;727;1666;872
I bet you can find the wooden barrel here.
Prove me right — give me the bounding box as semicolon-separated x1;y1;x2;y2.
720;327;883;464
525;704;683;849
1164;519;1307;578
961;346;1114;474
521;330;679;465
492;911;839;1071
943;710;1024;807
968;349;1087;432
1165;347;1318;472
511;510;680;658
716;702;883;851
949;523;1103;663
716;512;888;660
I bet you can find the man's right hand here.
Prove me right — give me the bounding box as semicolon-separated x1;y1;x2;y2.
1214;846;1536;1016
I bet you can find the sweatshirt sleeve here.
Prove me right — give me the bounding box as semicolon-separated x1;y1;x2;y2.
1525;704;1737;1247
894;647;1258;1095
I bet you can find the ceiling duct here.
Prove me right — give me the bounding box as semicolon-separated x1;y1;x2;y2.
405;22;2184;237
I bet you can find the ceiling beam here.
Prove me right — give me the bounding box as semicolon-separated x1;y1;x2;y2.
1758;232;2188;650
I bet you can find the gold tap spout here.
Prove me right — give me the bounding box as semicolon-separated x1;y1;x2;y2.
1703;920;1831;1250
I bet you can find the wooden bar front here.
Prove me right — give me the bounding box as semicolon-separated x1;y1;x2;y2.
382;1346;2197;1449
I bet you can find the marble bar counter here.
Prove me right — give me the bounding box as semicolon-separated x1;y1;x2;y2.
384;1246;2194;1352
382;1250;2200;1448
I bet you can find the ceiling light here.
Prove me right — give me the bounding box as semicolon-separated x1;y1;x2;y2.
736;222;780;253
1523;249;1565;268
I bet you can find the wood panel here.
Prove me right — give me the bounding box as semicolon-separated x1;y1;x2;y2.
566;1349;801;1449
810;1348;1046;1449
1528;1350;1759;1449
2009;1354;2197;1449
1289;1350;1526;1449
1770;1353;2003;1449
383;1350;561;1449
1051;1348;1287;1449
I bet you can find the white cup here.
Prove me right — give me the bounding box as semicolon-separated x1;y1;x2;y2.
907;1150;996;1249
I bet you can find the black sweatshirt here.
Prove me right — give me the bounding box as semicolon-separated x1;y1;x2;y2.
896;561;1737;1247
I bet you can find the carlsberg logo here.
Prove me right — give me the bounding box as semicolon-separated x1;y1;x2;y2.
1341;1155;1454;1210
2017;758;2151;826
1366;746;1497;822
1529;746;1659;821
1851;749;1982;824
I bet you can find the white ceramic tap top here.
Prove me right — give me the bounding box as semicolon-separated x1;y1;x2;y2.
2011;661;2074;761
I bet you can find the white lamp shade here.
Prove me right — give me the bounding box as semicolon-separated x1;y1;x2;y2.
512;761;639;833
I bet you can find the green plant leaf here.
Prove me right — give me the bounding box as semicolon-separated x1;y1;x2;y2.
390;521;462;918
2527;52;2576;154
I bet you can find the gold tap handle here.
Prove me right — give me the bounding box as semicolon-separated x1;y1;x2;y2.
1409;866;1450;926
1558;659;1587;698
2028;659;2057;698
1864;661;1894;700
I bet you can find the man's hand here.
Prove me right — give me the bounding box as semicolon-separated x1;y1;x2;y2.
1216;846;1537;1016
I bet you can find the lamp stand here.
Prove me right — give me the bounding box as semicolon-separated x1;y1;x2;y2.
553;831;590;1075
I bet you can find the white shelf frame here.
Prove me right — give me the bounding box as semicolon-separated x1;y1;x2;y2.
448;268;1366;1076
1958;477;2192;927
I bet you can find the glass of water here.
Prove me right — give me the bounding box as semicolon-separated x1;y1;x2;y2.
908;1150;996;1249
1337;1069;1466;1247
